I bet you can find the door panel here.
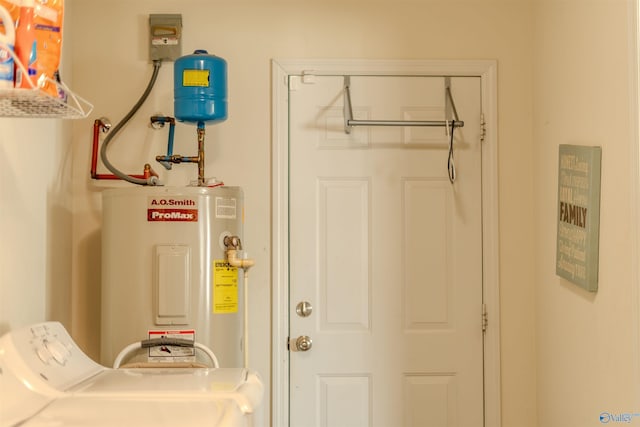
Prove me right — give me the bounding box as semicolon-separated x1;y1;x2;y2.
289;75;483;427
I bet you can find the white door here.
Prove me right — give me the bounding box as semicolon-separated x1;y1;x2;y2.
288;75;484;427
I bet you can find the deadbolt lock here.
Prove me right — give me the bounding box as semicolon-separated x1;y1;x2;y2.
296;301;313;317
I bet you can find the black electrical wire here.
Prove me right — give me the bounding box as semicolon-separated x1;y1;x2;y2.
448;119;456;183
99;60;163;186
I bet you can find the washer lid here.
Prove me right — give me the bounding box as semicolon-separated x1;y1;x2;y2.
17;396;244;427
71;367;249;396
69;367;264;414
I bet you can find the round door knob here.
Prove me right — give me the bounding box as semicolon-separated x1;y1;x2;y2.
295;335;313;352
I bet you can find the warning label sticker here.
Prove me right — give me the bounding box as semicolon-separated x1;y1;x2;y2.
213;260;238;313
215;197;237;219
183;69;210;87
147;329;196;362
147;196;198;222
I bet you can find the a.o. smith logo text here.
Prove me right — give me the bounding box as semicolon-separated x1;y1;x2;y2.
147;197;198;222
149;198;196;207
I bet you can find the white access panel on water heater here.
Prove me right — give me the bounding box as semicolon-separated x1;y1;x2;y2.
101;186;244;368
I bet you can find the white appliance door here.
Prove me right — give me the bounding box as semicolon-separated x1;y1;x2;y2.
17;368;263;427
289;75;484;427
18;398;240;427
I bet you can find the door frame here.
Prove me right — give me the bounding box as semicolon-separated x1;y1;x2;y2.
271;59;501;427
632;0;640;402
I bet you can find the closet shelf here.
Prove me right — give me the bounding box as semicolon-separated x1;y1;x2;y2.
0;81;93;119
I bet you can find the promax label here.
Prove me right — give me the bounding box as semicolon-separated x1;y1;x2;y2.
147;196;198;222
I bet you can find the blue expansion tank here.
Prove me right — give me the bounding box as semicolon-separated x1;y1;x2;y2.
174;49;227;124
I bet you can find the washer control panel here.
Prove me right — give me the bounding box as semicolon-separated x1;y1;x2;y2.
0;322;104;394
35;332;72;366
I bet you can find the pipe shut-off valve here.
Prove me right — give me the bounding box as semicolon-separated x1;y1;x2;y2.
223;235;255;272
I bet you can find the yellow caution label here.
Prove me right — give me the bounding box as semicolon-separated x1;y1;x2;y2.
213;260;238;313
183;69;210;87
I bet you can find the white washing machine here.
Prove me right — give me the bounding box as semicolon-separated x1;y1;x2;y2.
0;322;263;427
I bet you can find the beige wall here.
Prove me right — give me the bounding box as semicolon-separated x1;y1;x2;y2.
67;1;536;425
0;13;75;335
0;118;73;335
533;0;639;426
1;0;636;426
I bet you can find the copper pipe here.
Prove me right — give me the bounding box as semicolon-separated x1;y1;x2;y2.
91;119;111;179
197;125;205;186
91;119;157;181
90;120;101;177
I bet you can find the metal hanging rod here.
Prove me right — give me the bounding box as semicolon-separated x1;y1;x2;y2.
343;75;464;134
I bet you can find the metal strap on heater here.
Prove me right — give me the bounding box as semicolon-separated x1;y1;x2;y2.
113;339;220;368
140;337;194;348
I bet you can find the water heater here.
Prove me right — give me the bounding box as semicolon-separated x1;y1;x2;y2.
100;186;244;368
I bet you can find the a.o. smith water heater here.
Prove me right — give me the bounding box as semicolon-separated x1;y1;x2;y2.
100;185;244;368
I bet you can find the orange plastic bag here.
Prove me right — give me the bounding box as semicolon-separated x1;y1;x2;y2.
0;0;62;96
0;1;18;29
34;0;63;96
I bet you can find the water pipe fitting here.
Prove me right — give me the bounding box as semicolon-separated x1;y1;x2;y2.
223;236;255;271
226;249;255;271
91;118;158;181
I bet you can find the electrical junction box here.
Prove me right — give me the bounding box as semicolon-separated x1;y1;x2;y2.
149;14;182;61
